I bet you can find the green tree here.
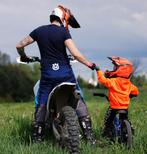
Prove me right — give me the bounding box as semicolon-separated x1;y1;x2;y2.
0;64;35;102
131;74;147;87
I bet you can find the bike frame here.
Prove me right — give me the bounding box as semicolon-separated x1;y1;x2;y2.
113;111;128;138
93;92;131;139
114;116;121;137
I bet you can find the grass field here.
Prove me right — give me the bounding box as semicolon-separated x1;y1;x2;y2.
0;87;147;154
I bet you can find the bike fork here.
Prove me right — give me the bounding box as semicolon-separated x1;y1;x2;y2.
114;117;121;137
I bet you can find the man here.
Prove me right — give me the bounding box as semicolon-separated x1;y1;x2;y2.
16;5;96;144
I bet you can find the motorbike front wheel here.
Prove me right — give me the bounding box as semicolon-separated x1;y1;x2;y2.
120;120;133;149
57;106;80;154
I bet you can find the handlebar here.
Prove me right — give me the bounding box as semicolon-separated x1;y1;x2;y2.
16;56;41;64
93;92;109;101
17;55;77;64
68;55;78;63
30;55;75;63
68;55;75;61
29;55;76;62
93;92;136;102
28;56;41;63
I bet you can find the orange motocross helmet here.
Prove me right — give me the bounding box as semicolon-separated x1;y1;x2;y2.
104;56;133;78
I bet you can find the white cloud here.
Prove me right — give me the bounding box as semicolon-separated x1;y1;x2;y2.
132;12;145;21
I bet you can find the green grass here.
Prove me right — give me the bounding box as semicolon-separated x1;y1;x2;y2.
0;88;147;154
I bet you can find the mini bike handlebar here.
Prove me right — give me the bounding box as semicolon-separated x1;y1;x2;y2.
93;92;109;101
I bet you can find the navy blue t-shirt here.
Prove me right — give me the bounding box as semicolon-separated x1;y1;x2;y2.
29;24;71;67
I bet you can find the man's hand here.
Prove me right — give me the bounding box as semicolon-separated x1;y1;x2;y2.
20;56;33;63
88;63;100;71
88;63;96;70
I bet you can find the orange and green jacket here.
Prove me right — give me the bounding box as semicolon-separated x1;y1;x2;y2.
97;70;139;109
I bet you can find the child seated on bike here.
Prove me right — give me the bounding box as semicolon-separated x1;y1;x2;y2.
95;56;139;138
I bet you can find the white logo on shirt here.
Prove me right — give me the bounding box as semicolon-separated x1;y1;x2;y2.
52;63;59;71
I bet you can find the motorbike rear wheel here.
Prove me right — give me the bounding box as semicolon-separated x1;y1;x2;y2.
58;106;80;154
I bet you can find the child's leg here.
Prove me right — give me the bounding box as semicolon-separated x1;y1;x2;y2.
102;107;117;137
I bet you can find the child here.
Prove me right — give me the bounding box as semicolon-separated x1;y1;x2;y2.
96;56;139;138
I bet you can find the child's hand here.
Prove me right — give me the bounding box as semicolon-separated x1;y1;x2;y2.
95;65;100;71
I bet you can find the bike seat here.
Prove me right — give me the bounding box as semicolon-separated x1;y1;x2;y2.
117;110;127;114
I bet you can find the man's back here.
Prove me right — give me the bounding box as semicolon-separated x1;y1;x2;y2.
29;24;71;66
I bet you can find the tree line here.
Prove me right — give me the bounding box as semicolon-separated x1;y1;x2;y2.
0;51;146;102
0;51;40;102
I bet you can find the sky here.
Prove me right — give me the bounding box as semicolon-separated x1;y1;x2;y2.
0;0;147;80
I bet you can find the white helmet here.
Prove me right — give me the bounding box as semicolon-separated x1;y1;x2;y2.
51;7;65;23
50;5;80;30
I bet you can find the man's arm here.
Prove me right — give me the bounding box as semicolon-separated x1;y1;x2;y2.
64;39;93;68
16;36;34;57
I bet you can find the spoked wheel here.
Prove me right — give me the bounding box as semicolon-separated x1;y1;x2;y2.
55;106;80;154
120;120;133;149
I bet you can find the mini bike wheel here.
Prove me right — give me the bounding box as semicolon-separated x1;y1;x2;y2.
121;120;133;149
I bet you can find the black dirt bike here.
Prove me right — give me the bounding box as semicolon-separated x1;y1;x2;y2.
17;56;81;154
93;92;133;149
